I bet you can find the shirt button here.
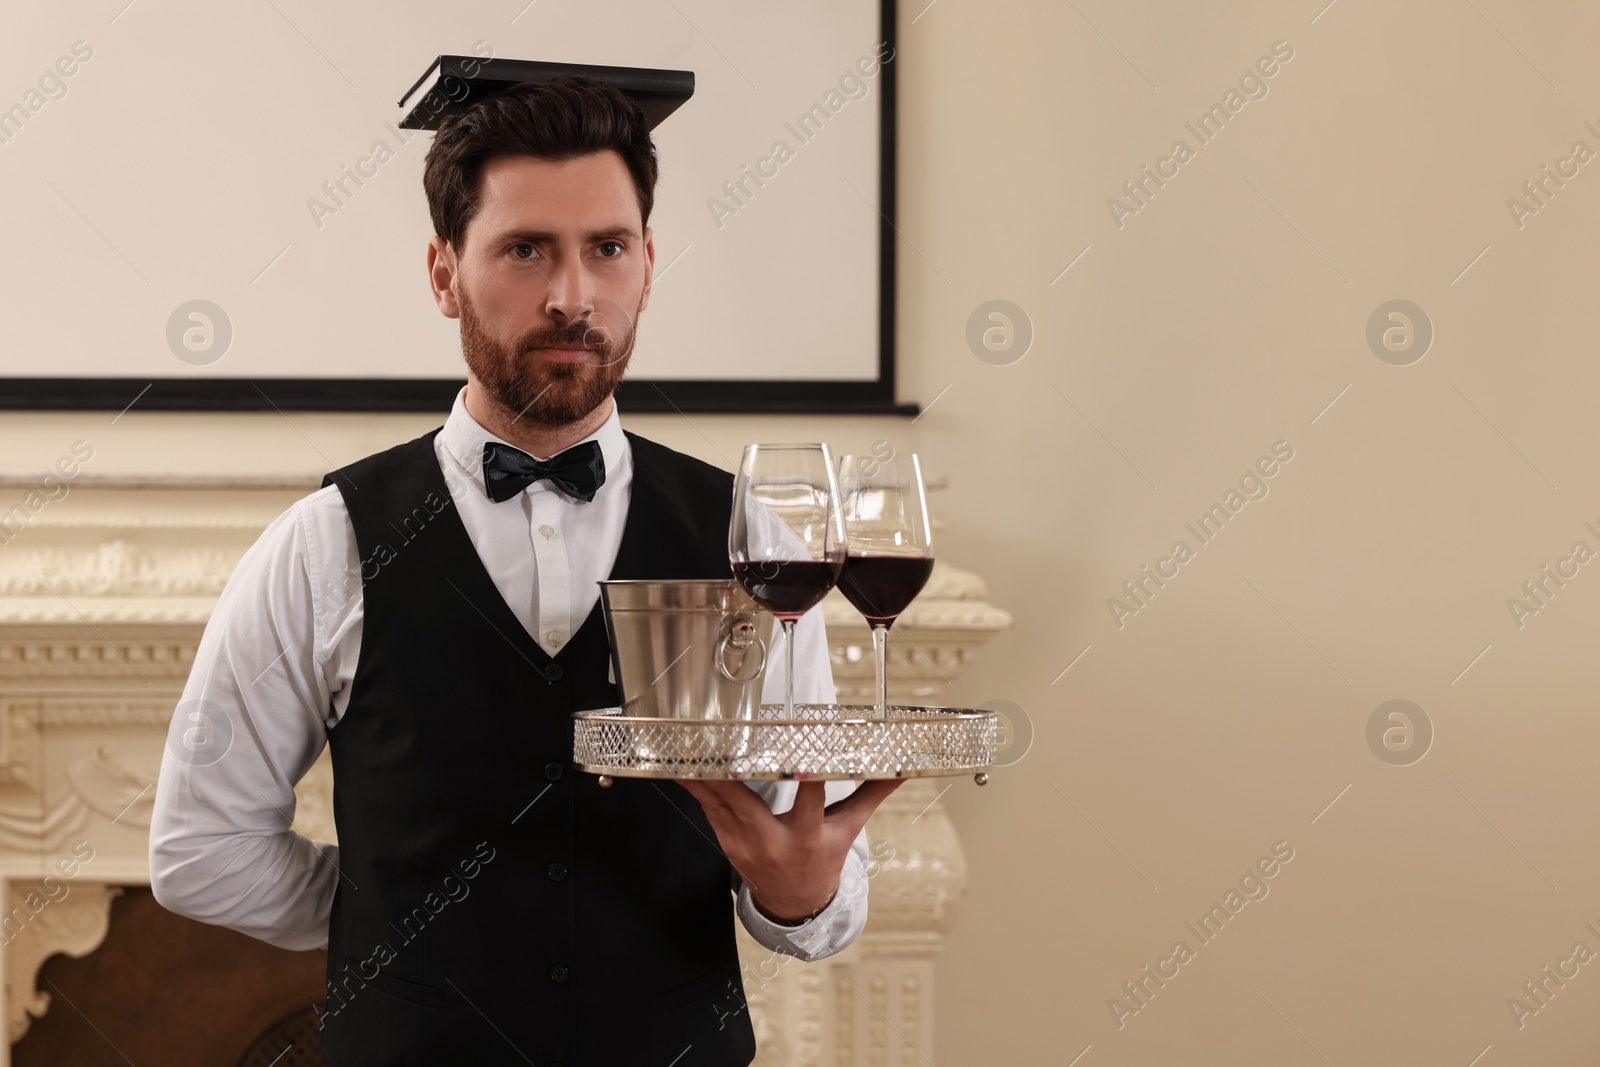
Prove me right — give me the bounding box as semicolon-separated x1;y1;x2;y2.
544;762;565;781
547;862;568;881
538;524;555;539
549;963;569;982
546;630;563;648
544;663;564;682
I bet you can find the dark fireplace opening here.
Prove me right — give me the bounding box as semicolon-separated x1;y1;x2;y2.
12;887;331;1067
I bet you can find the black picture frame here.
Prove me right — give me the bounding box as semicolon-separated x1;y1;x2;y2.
1;0;913;417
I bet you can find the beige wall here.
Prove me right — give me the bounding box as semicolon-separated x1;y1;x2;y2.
6;0;1600;1062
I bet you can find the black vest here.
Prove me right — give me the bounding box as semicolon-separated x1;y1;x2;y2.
314;427;756;1067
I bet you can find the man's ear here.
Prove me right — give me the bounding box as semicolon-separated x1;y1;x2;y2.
639;225;655;314
427;235;461;319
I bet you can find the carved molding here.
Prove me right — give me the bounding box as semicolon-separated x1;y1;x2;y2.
0;794;90;859
34;702;174;729
4;881;121;1043
64;747;157;831
0;763;154;856
0;540;237;599
0;699;169;849
0;497;275;626
0;634;197;679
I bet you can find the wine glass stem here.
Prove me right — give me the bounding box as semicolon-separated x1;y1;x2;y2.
872;623;889;719
783;618;797;718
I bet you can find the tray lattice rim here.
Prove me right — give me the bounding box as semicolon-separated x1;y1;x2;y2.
572;703;998;780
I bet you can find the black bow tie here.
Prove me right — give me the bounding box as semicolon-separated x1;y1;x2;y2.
481;439;607;503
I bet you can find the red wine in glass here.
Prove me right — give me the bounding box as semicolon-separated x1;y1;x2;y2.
836;451;934;719
732;559;843;620
838;555;934;628
728;443;847;719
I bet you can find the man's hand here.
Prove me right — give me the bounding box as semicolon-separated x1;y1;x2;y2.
674;778;905;923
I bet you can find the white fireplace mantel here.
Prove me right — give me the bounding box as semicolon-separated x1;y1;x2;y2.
0;482;1011;1064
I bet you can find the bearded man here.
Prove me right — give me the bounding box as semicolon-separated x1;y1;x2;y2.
150;75;900;1067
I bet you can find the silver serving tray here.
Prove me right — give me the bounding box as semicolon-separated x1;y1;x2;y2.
572;703;998;782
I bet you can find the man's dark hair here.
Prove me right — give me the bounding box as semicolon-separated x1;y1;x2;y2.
422;75;659;252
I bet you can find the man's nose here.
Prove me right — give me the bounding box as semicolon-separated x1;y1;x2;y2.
543;255;594;323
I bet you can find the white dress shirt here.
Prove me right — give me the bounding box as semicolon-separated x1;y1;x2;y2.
149;386;870;965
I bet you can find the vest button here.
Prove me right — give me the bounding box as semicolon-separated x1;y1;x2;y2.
544;762;564;782
549;963;569;982
544;663;565;682
547;861;568;881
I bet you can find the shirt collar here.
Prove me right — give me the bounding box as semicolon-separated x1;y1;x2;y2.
439;385;626;501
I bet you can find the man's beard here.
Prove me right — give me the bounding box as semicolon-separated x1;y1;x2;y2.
458;287;641;427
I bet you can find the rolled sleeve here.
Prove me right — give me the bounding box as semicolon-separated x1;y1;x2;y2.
736;822;870;961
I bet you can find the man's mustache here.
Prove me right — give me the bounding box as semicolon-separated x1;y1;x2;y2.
520;320;615;354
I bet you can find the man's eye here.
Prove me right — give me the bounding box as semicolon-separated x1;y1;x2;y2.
510;243;537;260
597;241;622;258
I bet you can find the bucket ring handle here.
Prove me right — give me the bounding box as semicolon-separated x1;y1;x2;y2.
716;612;767;684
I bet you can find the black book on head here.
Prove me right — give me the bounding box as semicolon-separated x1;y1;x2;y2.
398;56;695;132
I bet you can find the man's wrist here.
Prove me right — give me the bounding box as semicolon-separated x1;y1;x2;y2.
749;884;838;927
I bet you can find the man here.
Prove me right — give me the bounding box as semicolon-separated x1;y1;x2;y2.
149;76;902;1066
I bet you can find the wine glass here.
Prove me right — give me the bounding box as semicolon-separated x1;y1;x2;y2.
729;444;846;720
835;451;934;720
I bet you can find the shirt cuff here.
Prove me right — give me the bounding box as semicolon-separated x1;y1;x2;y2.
736;848;868;961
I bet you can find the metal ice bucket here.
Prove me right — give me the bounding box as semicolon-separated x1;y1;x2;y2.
598;579;770;721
